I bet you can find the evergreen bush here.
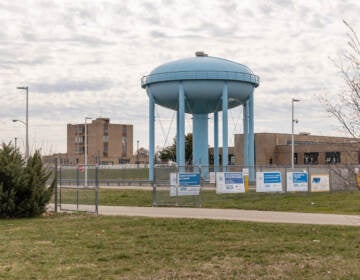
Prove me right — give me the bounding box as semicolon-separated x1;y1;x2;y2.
0;143;54;218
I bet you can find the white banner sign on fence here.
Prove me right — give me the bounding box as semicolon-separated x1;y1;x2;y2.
169;172;201;197
287;171;308;192
310;174;330;192
216;172;245;194
256;171;282;192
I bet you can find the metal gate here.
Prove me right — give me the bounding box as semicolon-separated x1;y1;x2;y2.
58;165;99;214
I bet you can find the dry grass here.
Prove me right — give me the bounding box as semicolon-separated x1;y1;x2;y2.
0;214;359;279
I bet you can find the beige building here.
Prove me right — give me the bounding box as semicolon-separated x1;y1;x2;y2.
234;133;360;166
67;118;133;165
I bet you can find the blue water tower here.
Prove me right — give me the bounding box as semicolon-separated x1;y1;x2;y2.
141;52;259;181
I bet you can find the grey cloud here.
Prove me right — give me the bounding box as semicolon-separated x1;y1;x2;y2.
187;21;237;38
0;55;51;66
30;79;114;94
273;0;294;8
220;1;237;14
142;1;157;11
21;31;38;41
33;34;115;47
0;3;26;14
143;16;161;25
258;3;273;15
69;34;115;46
150;30;167;38
161;0;174;5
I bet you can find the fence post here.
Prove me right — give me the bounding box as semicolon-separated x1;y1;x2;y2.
76;166;80;186
152;183;157;207
307;166;311;193
284;167;287;193
95;166;99;215
76;166;79;211
329;168;333;192
54;159;58;213
199;166;202;207
59;165;62;209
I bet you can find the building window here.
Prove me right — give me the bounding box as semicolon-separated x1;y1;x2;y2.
104;124;109;135
122;137;127;157
326;152;340;164
103;135;109;142
122;126;127;137
76;125;84;134
229;155;235;165
304;152;319;165
75;136;84;143
103;143;108;157
76;145;84;154
293;153;298;165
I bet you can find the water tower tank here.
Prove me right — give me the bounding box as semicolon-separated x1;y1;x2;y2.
141;52;259;181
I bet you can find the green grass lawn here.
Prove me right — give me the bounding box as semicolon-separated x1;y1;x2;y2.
56;188;360;215
0;214;359;279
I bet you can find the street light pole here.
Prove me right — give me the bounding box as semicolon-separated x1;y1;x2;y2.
291;98;300;169
16;86;29;160
84;117;92;187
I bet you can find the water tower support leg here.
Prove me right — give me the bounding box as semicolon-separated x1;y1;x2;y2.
193;113;209;179
178;83;185;171
148;89;155;181
243;100;249;167
214;111;219;172
249;91;255;182
222;83;228;170
176;110;180;163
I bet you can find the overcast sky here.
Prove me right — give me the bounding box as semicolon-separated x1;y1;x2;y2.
0;0;359;155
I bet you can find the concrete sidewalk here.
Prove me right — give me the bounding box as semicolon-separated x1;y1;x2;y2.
52;204;360;226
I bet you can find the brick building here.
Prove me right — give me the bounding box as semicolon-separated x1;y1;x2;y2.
234;133;360;166
67;118;133;165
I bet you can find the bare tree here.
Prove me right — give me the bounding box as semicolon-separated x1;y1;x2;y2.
323;21;360;190
325;20;360;137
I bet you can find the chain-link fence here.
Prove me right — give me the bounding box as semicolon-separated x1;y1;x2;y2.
153;165;202;207
51;164;359;209
56;165;99;214
152;164;360;207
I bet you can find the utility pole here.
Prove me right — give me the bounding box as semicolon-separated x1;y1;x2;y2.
84;117;92;187
137;140;140;168
16;86;29;160
291;98;300;169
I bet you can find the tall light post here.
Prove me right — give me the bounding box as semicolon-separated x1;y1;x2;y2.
84;117;92;187
291;98;300;169
12;119;27;157
16;86;29;160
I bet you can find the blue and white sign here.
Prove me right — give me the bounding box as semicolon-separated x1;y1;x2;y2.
310;174;330;192
178;173;201;186
170;172;201;197
287;171;308;192
256;171;282;192
216;172;245;194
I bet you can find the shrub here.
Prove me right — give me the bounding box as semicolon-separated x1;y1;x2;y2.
0;143;54;218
